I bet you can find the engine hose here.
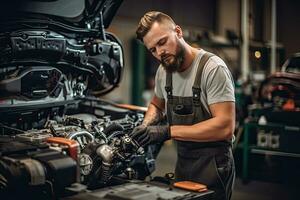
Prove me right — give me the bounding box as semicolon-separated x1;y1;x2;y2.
107;131;124;140
103;123;124;137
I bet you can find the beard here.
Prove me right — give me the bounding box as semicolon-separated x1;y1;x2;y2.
161;43;185;73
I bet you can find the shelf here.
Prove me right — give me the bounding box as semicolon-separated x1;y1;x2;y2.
245;121;300;132
245;121;284;129
250;146;300;158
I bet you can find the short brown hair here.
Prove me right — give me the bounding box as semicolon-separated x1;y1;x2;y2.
136;11;175;42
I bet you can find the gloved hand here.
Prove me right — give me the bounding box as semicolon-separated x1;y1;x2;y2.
130;125;171;147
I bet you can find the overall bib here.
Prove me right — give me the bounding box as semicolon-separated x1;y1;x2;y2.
165;53;235;200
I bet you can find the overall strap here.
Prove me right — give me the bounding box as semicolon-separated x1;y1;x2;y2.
192;52;214;106
165;72;173;100
165;72;173;125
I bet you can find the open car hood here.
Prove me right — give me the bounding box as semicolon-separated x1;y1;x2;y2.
0;0;124;102
0;0;123;29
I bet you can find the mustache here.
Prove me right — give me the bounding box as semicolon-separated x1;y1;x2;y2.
161;54;174;62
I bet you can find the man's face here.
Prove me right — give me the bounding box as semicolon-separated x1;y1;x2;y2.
143;22;184;72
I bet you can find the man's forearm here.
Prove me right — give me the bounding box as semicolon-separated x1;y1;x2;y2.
171;102;235;142
142;103;164;126
171;116;235;142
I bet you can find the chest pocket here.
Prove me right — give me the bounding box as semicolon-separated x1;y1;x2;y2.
174;104;193;115
168;96;195;125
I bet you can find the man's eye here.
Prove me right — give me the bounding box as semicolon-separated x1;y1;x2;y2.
158;38;167;46
150;48;156;53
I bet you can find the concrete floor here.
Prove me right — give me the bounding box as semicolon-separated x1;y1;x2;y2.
152;141;298;200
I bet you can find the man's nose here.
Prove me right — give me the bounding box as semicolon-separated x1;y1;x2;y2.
157;47;165;57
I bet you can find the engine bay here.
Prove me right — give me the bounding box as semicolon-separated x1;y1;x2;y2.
0;1;158;197
0;97;161;199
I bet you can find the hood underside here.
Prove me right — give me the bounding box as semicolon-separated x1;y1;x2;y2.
0;0;123;29
0;0;124;103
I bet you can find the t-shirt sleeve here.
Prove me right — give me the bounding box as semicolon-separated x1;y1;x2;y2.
154;67;164;99
205;65;235;105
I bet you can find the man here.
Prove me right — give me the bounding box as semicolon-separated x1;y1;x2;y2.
130;11;235;200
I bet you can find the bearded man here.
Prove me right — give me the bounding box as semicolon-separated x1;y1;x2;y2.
130;11;236;200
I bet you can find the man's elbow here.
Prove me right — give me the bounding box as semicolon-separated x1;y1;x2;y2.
223;120;235;140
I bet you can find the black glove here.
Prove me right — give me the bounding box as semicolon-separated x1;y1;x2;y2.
130;125;171;147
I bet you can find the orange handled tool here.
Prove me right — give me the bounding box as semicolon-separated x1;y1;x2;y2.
174;181;208;192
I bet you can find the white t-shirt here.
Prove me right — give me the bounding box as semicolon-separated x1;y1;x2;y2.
154;49;235;114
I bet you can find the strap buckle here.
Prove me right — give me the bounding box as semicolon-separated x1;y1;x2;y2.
192;87;201;106
165;86;173;99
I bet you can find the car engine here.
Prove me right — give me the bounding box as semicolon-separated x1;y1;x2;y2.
0;97;160;198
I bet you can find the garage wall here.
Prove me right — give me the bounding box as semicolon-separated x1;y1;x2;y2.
277;0;300;58
216;0;240;37
116;0;217;30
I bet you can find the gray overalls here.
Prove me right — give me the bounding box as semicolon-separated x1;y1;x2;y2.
165;53;235;200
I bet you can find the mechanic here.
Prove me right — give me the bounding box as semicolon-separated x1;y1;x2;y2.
130;11;236;200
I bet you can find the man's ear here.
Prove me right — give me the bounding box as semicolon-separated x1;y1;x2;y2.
175;25;183;38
